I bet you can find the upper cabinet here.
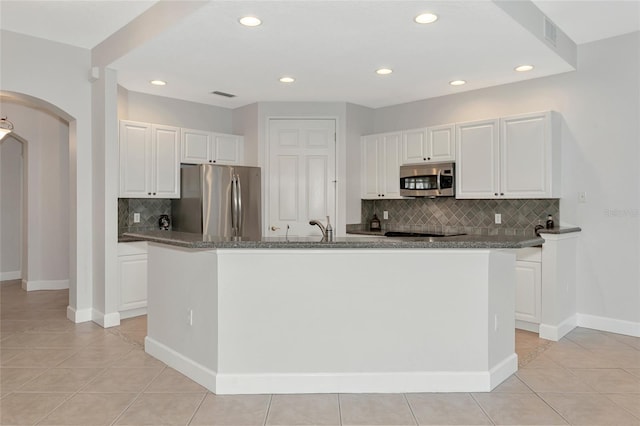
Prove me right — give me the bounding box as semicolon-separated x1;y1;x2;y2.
456;111;559;199
119;120;180;199
361;132;403;199
181;128;244;165
402;124;455;164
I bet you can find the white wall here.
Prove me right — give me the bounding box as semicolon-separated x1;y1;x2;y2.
370;32;640;327
0;136;23;280
119;88;233;132
0;103;70;288
232;103;259;166
1;30;93;319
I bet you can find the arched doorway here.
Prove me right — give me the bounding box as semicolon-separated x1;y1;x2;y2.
0;134;25;282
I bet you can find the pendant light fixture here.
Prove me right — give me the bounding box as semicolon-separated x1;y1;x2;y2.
0;116;14;140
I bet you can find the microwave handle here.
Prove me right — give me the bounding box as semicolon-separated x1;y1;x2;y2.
436;170;442;194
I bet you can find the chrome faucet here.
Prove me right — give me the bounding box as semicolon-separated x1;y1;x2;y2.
309;219;327;240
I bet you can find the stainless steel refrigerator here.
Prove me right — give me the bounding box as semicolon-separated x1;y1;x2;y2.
171;164;261;239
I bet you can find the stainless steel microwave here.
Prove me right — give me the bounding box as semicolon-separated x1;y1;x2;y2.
399;162;455;197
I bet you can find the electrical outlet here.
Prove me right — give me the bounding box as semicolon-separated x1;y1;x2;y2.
495;213;502;224
133;213;141;223
383;211;389;220
578;192;587;203
494;314;499;331
187;309;193;326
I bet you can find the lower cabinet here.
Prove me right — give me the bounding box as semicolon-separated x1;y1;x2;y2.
515;247;542;332
117;242;148;319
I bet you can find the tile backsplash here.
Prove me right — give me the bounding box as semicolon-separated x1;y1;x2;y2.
118;198;171;235
358;198;559;236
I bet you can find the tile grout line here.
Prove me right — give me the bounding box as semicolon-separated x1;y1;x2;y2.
262;393;273;426
337;393;343;426
469;392;497;426
402;393;419;426
109;364;169;426
186;391;208;425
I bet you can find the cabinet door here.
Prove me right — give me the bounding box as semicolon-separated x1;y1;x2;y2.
500;112;551;198
361;135;381;199
428;124;455;162
402;128;428;164
515;260;541;324
118;253;148;311
213;133;244;164
151;125;180;198
455;119;499;199
181;128;211;164
119;121;152;198
380;132;402;198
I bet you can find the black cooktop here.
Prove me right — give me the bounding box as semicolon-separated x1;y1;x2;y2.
384;231;466;238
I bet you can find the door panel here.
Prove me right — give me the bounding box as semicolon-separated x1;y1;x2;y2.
268;119;336;237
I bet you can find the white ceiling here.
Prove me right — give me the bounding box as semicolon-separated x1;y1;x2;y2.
1;1;638;109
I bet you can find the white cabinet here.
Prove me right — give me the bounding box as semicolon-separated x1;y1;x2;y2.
361;132;403;199
119;120;180;198
181;128;244;165
117;242;148;319
402;124;455;164
515;247;542;332
456;111;558;199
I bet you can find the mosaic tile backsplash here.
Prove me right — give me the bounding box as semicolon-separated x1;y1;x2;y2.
358;198;560;236
118;198;172;235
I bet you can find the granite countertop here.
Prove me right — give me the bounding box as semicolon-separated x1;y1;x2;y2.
123;230;545;249
347;225;582;237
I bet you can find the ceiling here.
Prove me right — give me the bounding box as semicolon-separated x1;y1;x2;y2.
1;1;638;109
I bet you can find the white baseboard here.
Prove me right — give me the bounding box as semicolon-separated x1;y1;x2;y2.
22;279;69;291
145;337;218;393
0;271;21;281
539;315;577;341
515;320;540;333
67;306;92;323
92;310;121;328
120;307;147;320
145;336;516;395
577;313;640;338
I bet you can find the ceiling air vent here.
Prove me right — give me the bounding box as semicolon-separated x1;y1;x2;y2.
211;90;236;98
544;17;557;47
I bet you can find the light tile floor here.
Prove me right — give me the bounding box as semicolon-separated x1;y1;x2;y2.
1;279;639;425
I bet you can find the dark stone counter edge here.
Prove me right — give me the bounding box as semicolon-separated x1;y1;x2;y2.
347;226;582;237
123;231;545;250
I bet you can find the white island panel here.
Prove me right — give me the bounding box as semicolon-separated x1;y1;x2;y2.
145;244;517;394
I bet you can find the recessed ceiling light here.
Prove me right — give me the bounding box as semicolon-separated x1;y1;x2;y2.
279;77;295;83
376;68;393;75
515;64;535;72
415;13;438;24
239;16;262;27
150;80;167;86
449;80;466;86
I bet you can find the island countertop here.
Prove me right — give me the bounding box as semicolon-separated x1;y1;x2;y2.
123;230;544;249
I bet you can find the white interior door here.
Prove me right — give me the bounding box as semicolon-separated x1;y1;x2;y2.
268;119;336;237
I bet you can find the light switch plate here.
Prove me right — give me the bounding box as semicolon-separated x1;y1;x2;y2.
383;211;389;220
495;213;502;224
133;213;141;223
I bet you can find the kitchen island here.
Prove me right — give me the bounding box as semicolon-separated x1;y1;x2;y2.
125;230;543;394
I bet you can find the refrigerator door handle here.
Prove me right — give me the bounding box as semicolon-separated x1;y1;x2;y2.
236;173;243;236
231;174;238;235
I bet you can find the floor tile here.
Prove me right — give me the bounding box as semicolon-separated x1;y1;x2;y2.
190;393;271;425
606;393;640;419
56;347;132;368
491;374;533;393
340;393;416;425
589;347;640;369
473;392;568;425
111;348;166;368
82;367;163;392
0;367;47;392
626;368;640;379
539;392;640;425
406;393;492;425
0;348;23;364
144;367;208;393
0;332;58;348
1;348;76;367
521;352;563;369
569;368;640;393
566;328;635;349
611;334;640;350
114;393;204;425
19;367;102;392
266;393;340;425
541;345;610;369
0;392;70;425
38;392;137;425
517;367;596;393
